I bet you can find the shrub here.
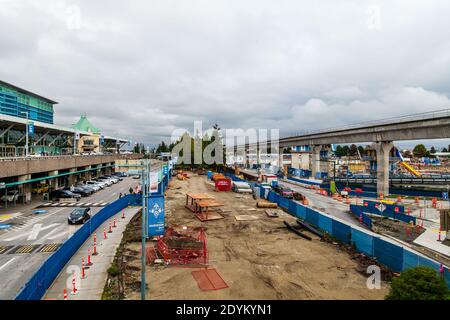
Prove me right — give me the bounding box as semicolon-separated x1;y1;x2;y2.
386;266;449;300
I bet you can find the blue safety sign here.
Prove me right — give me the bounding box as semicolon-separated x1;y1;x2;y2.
147;195;165;236
443;192;448;200
28;123;34;135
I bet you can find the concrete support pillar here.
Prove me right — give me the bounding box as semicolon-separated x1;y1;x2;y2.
67;168;77;187
18;174;31;203
49;170;59;190
372;141;394;196
311;145;322;179
84;166;92;181
278;147;283;172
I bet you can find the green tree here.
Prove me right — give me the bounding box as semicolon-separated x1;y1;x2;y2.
386;266;449;300
349;144;358;156
430;146;436;154
413;144;428;158
442;147;448;153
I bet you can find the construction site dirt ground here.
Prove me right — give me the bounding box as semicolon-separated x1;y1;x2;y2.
123;174;390;300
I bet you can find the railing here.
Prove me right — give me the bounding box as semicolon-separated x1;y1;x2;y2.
280;108;450;139
0;153;142;162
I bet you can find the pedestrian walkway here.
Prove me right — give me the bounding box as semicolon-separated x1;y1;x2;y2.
414;227;450;257
43;206;141;300
36;201;110;208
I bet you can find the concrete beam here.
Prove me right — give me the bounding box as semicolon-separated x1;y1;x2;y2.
372;141;394;196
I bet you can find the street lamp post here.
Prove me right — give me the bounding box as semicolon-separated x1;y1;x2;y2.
19;111;29;157
140;159;151;300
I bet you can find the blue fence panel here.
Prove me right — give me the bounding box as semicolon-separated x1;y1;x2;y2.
267;191;275;203
278;196;290;210
332;220;352;244
318;213;333;234
288;200;297;215
402;249;419;271
350;228;374;257
445;269;450;287
294;202;306;219
305;208;319;227
417;256;441;271
373;238;404;273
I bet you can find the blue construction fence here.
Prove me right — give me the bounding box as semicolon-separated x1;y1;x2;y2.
228;173;450;287
15;194;140;300
16;170;173;300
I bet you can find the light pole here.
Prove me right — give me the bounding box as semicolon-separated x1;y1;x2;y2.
19;111;29;157
140;159;151;300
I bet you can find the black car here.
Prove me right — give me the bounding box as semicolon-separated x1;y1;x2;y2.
50;189;81;201
63;186;91;197
68;208;91;224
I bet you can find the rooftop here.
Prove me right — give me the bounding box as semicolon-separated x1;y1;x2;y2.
0;80;58;105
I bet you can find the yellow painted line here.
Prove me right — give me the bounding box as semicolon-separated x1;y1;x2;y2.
0;214;12;223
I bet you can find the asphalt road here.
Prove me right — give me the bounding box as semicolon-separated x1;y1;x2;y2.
0;177;140;300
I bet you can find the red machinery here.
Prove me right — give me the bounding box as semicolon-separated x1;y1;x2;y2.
157;226;208;266
214;177;232;192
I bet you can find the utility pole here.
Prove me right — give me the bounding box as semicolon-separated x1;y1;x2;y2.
140;159;151;300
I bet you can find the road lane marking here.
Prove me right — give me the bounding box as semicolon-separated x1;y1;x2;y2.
0;258;16;271
28;224;43;240
47;231;68;240
4;223;60;241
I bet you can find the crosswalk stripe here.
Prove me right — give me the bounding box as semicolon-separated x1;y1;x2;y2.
84;203;91;206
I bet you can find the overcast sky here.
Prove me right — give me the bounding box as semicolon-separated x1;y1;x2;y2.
1;0;450;148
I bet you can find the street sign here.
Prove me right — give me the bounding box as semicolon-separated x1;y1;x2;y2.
377;203;386;213
28;123;34;135
147;195;165;236
443;192;449;200
163;164;169;175
100;135;105;145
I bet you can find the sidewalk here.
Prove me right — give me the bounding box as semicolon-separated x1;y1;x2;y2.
414;227;450;257
43;206;141;300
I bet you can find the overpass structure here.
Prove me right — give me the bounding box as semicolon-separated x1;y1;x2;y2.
231;108;450;195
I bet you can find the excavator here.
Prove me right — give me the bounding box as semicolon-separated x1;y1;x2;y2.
395;148;421;177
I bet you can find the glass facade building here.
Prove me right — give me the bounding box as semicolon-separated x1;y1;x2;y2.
0;80;57;124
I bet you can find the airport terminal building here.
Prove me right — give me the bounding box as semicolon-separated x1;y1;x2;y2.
0;80;141;207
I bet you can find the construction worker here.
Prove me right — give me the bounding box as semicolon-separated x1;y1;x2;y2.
129;187;133;194
118;192;123;199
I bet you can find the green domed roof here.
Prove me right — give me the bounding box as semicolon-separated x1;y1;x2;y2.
72;114;99;134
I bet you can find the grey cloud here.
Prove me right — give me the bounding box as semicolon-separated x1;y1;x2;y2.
1;0;450;147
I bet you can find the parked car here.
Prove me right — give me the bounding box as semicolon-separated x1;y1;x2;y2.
86;180;105;189
272;185;294;199
114;172;128;178
63;186;91;197
1;190;19;202
78;185;96;194
132;175;141;180
81;181;101;192
94;178;112;187
68;208;91;225
49;189;81;201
